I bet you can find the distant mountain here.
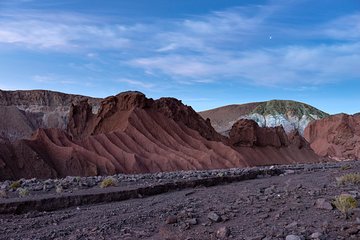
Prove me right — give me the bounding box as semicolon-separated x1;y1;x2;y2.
199;100;329;136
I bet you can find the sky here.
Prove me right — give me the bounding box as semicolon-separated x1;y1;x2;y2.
0;0;359;114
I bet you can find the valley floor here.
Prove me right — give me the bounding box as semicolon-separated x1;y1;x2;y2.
1;161;360;240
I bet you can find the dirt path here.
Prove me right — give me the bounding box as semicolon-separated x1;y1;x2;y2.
1;162;360;240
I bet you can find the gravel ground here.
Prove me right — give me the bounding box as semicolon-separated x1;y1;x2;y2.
1;161;360;239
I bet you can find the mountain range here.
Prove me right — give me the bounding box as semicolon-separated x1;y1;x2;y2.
0;89;358;180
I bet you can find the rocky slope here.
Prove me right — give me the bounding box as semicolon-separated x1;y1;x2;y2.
0;91;321;180
199;100;329;136
0;90;100;141
304;113;360;161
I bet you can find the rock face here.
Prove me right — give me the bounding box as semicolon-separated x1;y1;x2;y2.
229;119;319;166
229;119;289;147
199;100;329;136
304;114;360;160
0;90;100;141
0;91;322;180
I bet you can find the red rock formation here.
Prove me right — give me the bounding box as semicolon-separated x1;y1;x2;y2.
229;119;289;147
228;119;320;166
0;91;322;180
304;114;360;160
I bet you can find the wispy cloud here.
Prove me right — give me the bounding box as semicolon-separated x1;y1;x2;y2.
117;78;155;89
0;11;132;50
128;6;360;87
323;13;360;41
32;74;77;85
1;3;359;89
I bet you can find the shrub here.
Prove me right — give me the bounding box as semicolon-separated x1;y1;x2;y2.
17;188;30;197
100;177;118;188
336;173;360;185
333;194;358;217
9;180;21;190
340;165;351;171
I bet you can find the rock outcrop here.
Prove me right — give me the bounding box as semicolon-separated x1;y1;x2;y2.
228;119;320;166
229;119;289;147
199;100;329;136
304;114;360;160
0;89;100;141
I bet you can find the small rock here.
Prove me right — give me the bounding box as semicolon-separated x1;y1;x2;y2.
0;190;7;198
264;185;276;195
56;186;63;193
244;234;266;240
186;218;198;225
315;198;333;210
286;235;302;240
208;212;221;222
286;221;298;229
310;232;322;239
166;215;178;224
284;170;295;175
216;226;230;239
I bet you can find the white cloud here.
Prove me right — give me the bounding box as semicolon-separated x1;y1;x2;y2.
128;7;360;87
0;11;131;50
1;4;360;89
117;78;155;89
32;74;77;85
323;13;360;41
130;42;360;87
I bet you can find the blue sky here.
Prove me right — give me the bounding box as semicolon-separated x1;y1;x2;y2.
0;0;359;114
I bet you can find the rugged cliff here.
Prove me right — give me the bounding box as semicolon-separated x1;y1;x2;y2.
0;90;100;141
304;114;360;161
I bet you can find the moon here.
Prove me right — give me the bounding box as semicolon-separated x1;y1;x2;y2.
269;35;272;40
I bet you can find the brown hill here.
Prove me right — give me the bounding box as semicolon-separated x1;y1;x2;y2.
199;102;261;135
304;113;360;160
0;91;321;180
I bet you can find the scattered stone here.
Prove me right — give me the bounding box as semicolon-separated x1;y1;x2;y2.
166;215;178;224
0;190;7;198
315;198;333;210
244;234;266;240
284;170;295;175
216;226;230;239
285;235;303;240
186;218;198;225
207;212;221;222
310;232;323;239
56;185;63;194
286;221;299;229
